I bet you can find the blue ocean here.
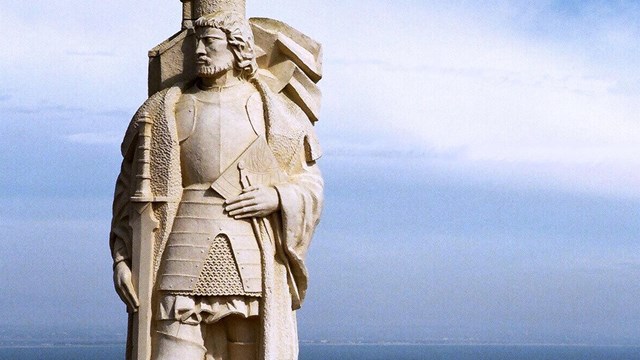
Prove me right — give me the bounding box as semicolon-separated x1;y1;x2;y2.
1;344;640;359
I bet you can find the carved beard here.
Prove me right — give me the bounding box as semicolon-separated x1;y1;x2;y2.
197;59;234;78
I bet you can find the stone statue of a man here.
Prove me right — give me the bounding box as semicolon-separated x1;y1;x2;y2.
109;7;323;360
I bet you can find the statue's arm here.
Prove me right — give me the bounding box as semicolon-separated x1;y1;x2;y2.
109;116;141;312
109;157;133;267
273;154;324;246
271;143;323;307
109;90;167;266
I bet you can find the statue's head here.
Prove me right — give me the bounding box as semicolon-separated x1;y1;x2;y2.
194;11;258;80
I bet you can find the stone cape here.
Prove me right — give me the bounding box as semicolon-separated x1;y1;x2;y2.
110;78;323;359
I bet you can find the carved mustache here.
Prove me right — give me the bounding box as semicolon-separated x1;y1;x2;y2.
197;56;211;65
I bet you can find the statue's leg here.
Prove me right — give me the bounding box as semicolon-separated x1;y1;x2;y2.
222;315;259;360
202;322;228;360
153;319;207;360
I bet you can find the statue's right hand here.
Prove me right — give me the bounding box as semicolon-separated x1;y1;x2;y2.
113;261;140;313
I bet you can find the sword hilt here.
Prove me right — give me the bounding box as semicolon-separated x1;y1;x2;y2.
132;112;153;201
238;161;251;189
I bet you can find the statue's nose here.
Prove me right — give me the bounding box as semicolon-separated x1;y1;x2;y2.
196;40;205;55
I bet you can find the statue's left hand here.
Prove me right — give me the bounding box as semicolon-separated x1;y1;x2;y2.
225;186;280;219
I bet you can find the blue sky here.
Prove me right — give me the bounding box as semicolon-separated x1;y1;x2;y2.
1;0;639;344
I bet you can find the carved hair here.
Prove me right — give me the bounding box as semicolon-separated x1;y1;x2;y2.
194;11;258;79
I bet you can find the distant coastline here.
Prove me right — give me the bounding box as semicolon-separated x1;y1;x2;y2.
2;341;640;348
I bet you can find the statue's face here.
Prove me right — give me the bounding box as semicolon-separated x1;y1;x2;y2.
195;26;235;78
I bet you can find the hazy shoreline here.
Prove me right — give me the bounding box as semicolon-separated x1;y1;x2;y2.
2;342;640;349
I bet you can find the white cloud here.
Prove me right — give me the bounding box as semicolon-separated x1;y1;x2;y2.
314;1;640;197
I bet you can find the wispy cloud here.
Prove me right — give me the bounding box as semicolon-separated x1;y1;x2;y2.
322;138;467;160
66;132;121;145
65;50;116;57
2;104;87;115
1;103;132;119
96;109;132;118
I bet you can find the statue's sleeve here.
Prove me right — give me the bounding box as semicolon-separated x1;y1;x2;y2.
109;158;133;265
109;114;141;266
108;87;177;268
273;143;323;306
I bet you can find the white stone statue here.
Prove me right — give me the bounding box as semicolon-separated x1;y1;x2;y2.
109;1;323;359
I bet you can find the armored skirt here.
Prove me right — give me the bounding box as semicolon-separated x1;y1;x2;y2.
157;188;262;324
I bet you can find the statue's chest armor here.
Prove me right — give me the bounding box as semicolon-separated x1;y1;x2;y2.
176;87;258;186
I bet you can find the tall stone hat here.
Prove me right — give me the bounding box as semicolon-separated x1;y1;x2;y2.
182;0;246;22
